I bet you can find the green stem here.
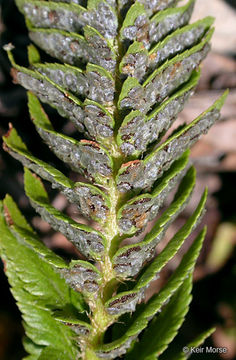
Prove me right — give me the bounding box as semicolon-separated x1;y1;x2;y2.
83;164;122;358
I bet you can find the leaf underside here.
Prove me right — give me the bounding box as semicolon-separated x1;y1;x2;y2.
1;0;227;359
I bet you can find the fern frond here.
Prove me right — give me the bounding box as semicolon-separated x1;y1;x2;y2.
1;0;228;359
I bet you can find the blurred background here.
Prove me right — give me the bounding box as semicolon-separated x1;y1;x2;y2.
0;0;235;359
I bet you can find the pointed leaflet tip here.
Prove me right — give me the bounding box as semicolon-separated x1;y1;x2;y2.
3;194;33;231
27;44;41;65
27;91;53;130
215;89;229;109
3;124;28;152
24;167;49;204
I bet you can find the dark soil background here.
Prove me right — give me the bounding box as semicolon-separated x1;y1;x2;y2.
0;0;235;359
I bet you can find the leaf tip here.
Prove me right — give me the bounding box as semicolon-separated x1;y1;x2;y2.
3;122;13;140
27;44;40;65
24;167;49;204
